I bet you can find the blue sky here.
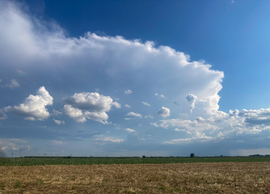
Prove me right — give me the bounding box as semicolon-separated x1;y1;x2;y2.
1;0;270;157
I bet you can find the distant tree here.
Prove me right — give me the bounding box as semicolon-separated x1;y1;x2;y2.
142;155;146;158
190;153;195;158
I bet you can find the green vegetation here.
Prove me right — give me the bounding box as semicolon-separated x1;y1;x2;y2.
1;156;270;166
14;181;22;188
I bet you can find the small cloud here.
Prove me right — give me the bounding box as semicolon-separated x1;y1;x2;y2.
0;79;2;83
51;140;65;145
94;135;124;143
125;128;135;133
53;119;65;125
157;106;170;118
52;109;62;117
124;118;131;120
5;79;20;89
174;128;185;132
25;117;35;121
0;110;7;120
142;101;151;106
17;70;27;75
144;115;153;119
125;104;131;108
155;93;165;98
125;89;132;94
126;112;142;118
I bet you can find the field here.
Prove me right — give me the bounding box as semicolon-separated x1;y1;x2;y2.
2;156;270;166
1;157;270;193
1;161;270;193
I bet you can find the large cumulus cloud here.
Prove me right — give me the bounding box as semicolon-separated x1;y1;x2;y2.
63;92;120;124
0;0;224;114
4;86;53;120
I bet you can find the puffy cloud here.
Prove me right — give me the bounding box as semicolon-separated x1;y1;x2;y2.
142;101;151;106
63;105;86;123
157;107;170;118
4;86;53;120
125;104;131;108
0;0;224;115
84;111;109;124
125;90;132;94
126;112;142;118
53;119;65;125
5;79;20;89
64;92;120;123
152;106;270;144
125;128;135;133
64;92;120;112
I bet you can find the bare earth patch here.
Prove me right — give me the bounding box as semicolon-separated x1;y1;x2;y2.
0;162;270;193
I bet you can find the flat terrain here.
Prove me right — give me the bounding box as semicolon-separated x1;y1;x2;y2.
2;156;270;166
1;162;270;193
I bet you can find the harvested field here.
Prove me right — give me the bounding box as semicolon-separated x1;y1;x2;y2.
0;162;270;193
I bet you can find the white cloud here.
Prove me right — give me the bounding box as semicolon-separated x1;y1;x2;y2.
4;86;53;120
52;109;62;116
164;131;213;144
64;92;120;123
186;94;197;112
157;106;170;118
125;128;135;133
0;138;28;152
63;105;86;123
64;92;120;112
5;79;20;89
53;119;65;125
125;104;131;108
144;115;154;119
155;93;165;98
94;135;124;143
159;94;165;98
84;111;109;124
174;128;185;132
142;101;151;106
126;112;142;118
125;89;132;94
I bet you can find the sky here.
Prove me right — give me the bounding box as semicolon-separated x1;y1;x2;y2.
1;0;270;157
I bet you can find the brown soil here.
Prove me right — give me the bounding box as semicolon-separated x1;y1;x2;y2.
0;162;270;193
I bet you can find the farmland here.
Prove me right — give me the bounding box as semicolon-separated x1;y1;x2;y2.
1;162;270;193
1;156;270;166
1;157;270;193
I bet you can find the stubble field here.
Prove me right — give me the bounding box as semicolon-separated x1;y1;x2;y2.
1;162;270;193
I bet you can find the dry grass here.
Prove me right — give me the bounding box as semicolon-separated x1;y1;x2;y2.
0;162;270;193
